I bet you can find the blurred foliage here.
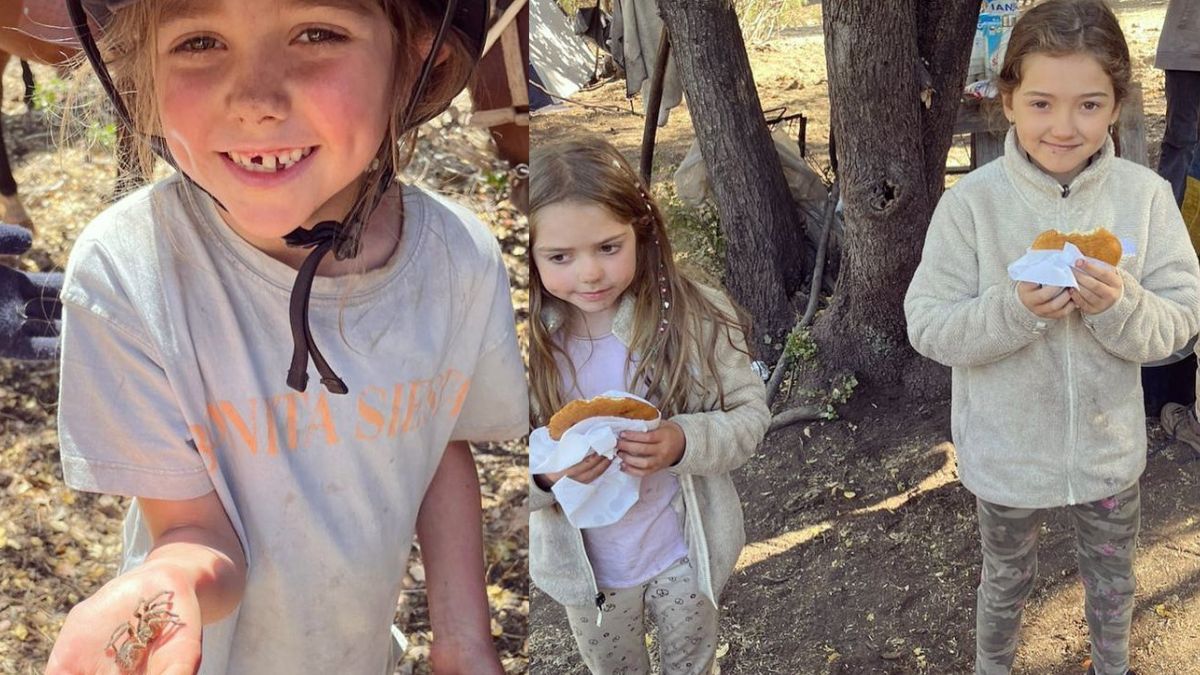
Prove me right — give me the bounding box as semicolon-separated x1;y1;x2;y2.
654;181;725;282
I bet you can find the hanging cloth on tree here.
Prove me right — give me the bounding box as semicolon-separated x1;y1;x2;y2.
611;0;683;126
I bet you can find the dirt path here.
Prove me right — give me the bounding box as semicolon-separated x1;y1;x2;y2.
704;389;1199;674
533;384;1200;674
530;3;1200;673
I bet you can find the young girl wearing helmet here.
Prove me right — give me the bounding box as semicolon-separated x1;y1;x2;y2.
45;1;528;673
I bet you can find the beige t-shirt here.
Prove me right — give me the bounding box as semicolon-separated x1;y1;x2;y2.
57;176;528;674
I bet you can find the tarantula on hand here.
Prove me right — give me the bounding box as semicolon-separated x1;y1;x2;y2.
105;591;185;672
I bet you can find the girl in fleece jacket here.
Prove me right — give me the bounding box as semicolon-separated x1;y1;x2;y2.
904;1;1200;673
527;138;770;675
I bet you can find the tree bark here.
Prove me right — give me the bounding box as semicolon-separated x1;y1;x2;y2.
656;0;807;350
813;0;979;395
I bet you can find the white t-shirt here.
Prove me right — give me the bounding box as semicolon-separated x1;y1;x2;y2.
56;176;528;674
555;331;688;589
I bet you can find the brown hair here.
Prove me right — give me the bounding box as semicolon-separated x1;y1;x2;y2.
997;0;1131;104
79;0;474;197
528;137;752;425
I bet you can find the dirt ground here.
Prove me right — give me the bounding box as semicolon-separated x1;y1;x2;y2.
0;66;528;672
529;2;1200;673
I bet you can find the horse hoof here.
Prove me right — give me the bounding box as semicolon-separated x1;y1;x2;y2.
10;219;35;238
0;216;34;238
509;178;529;215
1;198;35;237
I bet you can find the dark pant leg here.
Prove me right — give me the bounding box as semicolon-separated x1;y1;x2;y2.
1158;69;1200;205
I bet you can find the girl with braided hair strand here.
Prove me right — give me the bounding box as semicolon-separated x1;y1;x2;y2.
528;137;769;674
45;1;527;673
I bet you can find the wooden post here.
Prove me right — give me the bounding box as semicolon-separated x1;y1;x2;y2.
639;26;671;186
1114;82;1147;167
953;99;1007;170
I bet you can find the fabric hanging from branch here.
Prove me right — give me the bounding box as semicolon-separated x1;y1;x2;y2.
611;0;683;126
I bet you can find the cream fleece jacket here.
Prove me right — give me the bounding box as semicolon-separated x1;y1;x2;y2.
905;129;1200;508
529;287;770;609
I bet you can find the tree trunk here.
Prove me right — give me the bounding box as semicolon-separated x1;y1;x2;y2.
813;0;979;396
656;0;807;351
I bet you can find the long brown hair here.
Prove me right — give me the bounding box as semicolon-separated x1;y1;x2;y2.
997;0;1131;105
528;138;752;425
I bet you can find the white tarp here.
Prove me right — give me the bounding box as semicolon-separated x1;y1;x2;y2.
529;0;596;109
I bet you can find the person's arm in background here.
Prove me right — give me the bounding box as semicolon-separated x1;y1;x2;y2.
416;441;504;675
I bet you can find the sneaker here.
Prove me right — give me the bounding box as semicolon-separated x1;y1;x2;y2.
1085;668;1136;675
1160;402;1200;457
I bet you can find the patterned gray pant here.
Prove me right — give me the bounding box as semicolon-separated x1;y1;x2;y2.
975;482;1140;675
563;557;719;675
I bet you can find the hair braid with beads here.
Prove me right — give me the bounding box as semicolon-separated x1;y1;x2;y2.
528;137;753;425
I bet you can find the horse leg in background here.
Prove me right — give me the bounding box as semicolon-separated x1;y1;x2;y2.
20;60;35;111
469;0;529;213
0;53;34;233
0;134;28;231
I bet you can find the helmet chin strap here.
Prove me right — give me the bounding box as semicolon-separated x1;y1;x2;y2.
281;0;457;394
282;151;396;395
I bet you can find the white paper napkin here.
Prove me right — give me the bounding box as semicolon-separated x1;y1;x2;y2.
1007;238;1136;287
529;391;661;529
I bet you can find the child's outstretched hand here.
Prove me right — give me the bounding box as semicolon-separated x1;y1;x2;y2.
1069;258;1123;315
1017;281;1076;319
616;421;687;476
46;561;202;675
535;452;613;489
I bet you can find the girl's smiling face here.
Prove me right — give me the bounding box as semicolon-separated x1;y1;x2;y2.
1003;52;1121;186
153;0;396;255
533;201;638;336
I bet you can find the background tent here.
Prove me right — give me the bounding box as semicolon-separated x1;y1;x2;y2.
529;0;596;110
